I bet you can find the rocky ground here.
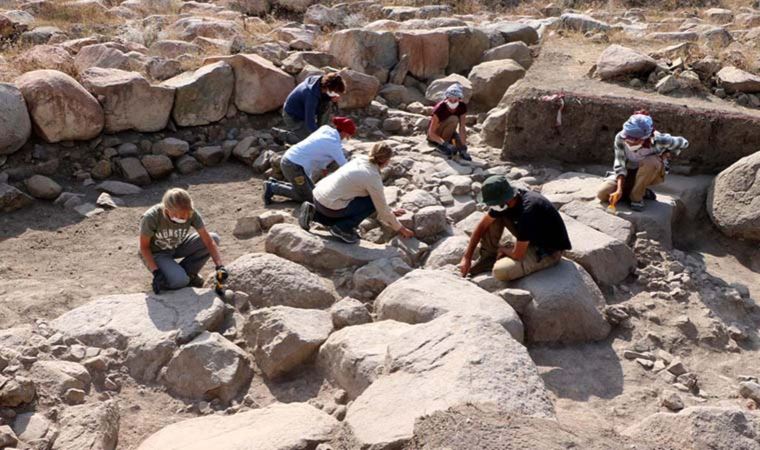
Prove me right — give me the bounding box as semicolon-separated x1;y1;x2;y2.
1;0;760;449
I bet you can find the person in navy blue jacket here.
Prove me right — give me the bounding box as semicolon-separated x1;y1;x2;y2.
282;73;346;142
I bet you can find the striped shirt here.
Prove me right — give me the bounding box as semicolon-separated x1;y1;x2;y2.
612;130;689;177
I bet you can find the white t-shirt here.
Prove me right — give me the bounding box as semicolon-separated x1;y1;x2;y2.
283;125;347;180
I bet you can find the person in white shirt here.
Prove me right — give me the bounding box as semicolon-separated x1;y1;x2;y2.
298;142;415;244
264;117;355;204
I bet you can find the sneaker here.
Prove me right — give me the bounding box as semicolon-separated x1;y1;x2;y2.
630;200;645;211
329;225;360;244
644;188;657;201
299;202;315;231
263;181;274;206
188;273;205;288
435;144;453;159
458;148;473;162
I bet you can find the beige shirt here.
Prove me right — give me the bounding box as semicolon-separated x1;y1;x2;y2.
313;156;402;231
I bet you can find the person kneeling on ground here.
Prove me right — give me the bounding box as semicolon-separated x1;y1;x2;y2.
264;117;355;205
596;110;689;211
139;188;227;294
281;72;345;142
298;142;415;244
427;83;472;161
459;176;571;282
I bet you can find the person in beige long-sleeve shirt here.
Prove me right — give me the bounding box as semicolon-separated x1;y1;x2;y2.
298;142;415;244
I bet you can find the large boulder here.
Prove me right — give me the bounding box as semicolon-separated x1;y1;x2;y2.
352;257;412;298
29;360;90;399
375;269;524;342
596;45;657;81
413;205;448;242
337;68;381;109
81;67;174;133
541;172;604;206
0;83;31;155
425;73;472;103
560;13;610;32
468;59;526;109
562;213;636;285
162;61;234;127
560;200;634;244
0;184;33;213
50;288;225;381
707;151;760;240
483;22;540;46
395;30;449;80
717;66;760;94
623;407;760;450
444;27;490;75
513;259;610;343
243;306;333;379
137;403;337;450
329;29;397;83
74;44;130;74
424;235;469;269
224;253;336;309
346;313;554;449
317;320;413;398
203;54;295;114
15;69;104;143
168;17;241;41
55;400;119;450
162;331;252;403
14;44;76;73
482;41;533;69
12;413;56;449
149;40;202;59
265;224;403;271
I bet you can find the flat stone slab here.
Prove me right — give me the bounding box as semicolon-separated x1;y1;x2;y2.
265;224;403;271
137;402;337;450
50;288;225;381
560;200;634;244
541;172;604;207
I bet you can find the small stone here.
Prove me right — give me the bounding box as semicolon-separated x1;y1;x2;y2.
24;175;62;200
656;75;679;94
677;372;699;391
636;358;654;369
653;360;666;372
667;359;687;376
63;388;86;405
624;350;655;361
73;203;105;218
673;382;690;392
660;391;684;411
333;389;348;405
739;381;760;403
332;405;347;421
728;325;747;341
96;192;121;209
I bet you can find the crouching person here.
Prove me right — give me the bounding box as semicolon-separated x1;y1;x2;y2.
298;142;415;244
427;83;472;161
459;176;571;282
597;111;689;211
264;117;355;205
139;188;227;294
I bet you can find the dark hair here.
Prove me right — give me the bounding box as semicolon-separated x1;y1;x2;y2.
321;73;345;94
633;109;650;116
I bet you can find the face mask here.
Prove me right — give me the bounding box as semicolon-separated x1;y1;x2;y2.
169;216;187;224
491;204;509;212
446;101;459;110
626;143;643;151
326;91;340;98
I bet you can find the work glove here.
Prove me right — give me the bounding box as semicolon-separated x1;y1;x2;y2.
215;265;229;282
152;269;167;294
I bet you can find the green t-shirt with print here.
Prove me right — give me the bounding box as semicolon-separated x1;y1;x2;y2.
139;204;204;253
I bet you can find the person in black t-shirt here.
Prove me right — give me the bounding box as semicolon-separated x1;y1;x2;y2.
459;176;571;282
426;83;472;161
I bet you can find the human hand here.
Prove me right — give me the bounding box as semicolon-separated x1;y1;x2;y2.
609;189;622;207
393;208;407;217
398;226;414;239
152;269;166;294
459;256;472;277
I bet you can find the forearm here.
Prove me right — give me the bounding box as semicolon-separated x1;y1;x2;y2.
464;228;483;260
140;246;158;272
616;176;624;191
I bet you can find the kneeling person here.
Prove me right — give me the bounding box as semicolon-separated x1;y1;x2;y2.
427;83;471;161
139;188;227;294
299;142;414;244
459;176;571;281
264;117;355;205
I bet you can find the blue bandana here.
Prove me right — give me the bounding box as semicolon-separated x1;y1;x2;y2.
623;114;653;139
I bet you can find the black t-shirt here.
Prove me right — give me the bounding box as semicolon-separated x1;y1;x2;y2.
488;189;572;253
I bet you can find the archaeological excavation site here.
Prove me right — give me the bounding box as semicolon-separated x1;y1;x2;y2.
1;0;760;448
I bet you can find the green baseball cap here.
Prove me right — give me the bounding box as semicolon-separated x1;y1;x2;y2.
477;175;515;206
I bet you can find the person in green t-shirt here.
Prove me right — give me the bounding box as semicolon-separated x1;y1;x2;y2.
139;188;227;294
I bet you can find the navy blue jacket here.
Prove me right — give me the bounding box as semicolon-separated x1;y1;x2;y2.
283;75;323;132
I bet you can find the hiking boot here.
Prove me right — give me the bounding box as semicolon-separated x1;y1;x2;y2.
329;225;360;244
299;201;315;231
188;273;205;288
263;181;274;206
630;200;644;211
